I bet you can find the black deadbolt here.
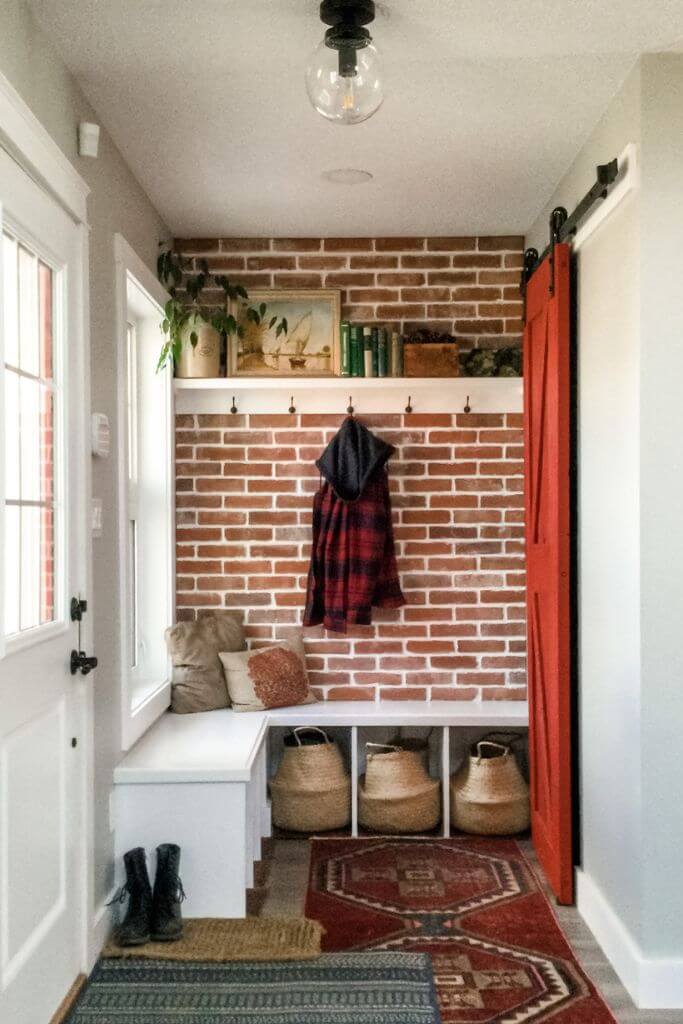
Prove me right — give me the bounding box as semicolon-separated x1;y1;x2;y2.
70;650;98;676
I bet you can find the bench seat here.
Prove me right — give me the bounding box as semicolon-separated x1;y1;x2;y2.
113;709;269;784
113;699;528;919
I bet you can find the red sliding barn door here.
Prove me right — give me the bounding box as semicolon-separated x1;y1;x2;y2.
523;243;573;905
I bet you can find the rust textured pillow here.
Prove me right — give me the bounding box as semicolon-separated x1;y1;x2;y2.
165;611;246;714
219;635;316;713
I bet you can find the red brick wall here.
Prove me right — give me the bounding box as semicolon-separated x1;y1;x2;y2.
176;410;527;702
173;236;524;354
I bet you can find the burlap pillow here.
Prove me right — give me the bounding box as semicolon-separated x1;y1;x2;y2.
219;635;316;713
165;612;246;714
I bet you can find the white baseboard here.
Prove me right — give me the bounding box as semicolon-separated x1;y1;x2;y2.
576;869;683;1009
88;887;116;970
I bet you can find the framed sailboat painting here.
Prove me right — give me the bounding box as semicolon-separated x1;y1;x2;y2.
231;289;341;377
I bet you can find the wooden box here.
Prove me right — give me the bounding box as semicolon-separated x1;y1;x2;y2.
403;341;460;377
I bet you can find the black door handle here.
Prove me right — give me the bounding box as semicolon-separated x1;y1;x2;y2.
70;650;98;676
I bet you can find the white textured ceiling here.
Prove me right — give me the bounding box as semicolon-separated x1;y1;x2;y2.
29;0;683;236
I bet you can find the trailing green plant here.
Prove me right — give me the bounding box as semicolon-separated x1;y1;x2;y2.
156;247;287;371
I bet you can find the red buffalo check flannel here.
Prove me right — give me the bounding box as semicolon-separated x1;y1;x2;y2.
303;418;405;634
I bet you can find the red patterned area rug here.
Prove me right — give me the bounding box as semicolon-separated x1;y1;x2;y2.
305;837;617;1024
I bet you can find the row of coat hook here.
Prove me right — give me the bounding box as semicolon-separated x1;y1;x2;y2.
228;394;473;415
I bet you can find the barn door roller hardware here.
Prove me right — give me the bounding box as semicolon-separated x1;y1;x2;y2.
520;157;619;319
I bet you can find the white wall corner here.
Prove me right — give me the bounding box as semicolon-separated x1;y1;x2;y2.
577;869;683;1009
88;886;116;970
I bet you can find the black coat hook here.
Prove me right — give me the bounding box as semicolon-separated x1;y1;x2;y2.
347;396;354;415
405;395;413;414
464;395;471;414
288;396;296;414
230;395;238;414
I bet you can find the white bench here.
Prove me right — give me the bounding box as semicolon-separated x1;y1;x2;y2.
113;700;528;918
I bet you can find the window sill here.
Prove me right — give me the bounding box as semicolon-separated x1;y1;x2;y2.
122;676;171;752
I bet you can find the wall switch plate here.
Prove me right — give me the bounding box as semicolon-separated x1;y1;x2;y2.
91;412;111;458
92;498;103;538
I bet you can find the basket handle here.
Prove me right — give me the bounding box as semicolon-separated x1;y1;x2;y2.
366;742;401;758
292;726;331;746
479;730;524;747
476;740;510;763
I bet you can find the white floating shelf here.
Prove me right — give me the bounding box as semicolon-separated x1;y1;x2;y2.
174;376;523;415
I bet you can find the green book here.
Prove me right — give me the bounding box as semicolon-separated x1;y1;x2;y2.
350;326;363;377
340;321;351;377
377;328;388;377
371;327;380;377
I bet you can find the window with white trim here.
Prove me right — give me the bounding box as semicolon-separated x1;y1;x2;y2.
116;237;173;749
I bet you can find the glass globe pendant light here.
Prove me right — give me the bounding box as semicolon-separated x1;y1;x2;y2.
306;0;384;126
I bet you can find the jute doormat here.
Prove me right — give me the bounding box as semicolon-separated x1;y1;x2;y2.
102;916;323;962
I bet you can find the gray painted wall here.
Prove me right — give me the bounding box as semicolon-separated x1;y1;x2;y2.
528;55;683;963
0;0;170;907
638;53;683;957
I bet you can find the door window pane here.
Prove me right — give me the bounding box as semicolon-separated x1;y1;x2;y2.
3;234;18;367
3;231;59;639
39;261;53;380
20;506;40;632
4;370;19;502
3;506;19;637
20;376;41;502
18;245;39;376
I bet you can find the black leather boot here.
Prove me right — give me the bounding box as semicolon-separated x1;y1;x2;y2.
151;844;185;942
109;847;153;946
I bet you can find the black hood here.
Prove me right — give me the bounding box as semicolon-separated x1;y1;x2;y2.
316;416;395;502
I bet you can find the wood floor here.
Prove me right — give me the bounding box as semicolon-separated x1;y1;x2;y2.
49;974;86;1024
255;837;683;1024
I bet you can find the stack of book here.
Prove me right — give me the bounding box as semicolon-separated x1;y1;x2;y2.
339;322;404;378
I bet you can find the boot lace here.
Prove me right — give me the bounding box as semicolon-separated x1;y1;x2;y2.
106;884;130;906
171;874;187;904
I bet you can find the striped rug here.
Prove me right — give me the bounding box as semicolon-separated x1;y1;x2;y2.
67;952;441;1023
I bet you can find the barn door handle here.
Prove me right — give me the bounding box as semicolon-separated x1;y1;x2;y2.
70;650;98;676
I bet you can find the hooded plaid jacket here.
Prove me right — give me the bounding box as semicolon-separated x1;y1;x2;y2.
303;417;405;634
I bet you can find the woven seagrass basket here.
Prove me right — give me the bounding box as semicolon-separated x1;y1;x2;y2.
359;743;441;834
450;738;530;836
389;730;432;772
270;728;351;832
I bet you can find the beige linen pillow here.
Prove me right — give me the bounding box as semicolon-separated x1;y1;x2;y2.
165;611;246;714
219;635;316;713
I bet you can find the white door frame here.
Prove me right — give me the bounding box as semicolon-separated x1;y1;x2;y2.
0;71;97;975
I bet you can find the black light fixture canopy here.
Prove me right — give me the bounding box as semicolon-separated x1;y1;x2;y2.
321;0;376;76
321;0;375;44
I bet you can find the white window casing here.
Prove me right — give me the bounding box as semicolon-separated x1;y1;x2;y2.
114;234;173;751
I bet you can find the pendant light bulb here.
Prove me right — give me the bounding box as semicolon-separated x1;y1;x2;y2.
306;1;384;125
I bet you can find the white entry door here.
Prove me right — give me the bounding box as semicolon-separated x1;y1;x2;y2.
0;145;90;1022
